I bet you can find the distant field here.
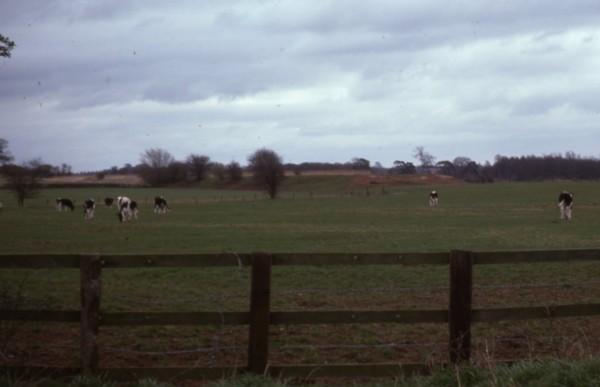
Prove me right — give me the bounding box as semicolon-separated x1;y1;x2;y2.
41;173;145;186
1;179;600;369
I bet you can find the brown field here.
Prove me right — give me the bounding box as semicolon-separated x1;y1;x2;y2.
351;173;459;187
284;169;371;176
41;174;145;186
36;171;458;189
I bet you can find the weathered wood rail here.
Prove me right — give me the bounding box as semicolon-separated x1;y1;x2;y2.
1;249;600;381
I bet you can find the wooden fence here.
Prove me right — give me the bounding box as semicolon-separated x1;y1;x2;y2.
1;249;600;381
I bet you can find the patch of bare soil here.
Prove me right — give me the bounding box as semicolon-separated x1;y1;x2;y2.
42;174;144;186
352;174;460;187
285;169;372;176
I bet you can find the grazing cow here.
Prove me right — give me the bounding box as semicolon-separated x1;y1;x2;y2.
117;196;131;222
558;191;574;221
56;198;74;211
153;196;169;214
429;190;439;207
117;196;138;222
104;197;114;207
130;201;138;219
117;196;131;209
83;199;96;220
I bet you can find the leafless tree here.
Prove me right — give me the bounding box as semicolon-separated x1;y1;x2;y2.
0;138;13;165
186;154;211;182
2;161;43;207
210;162;226;182
248;148;285;199
0;34;15;58
140;148;174;168
226;161;243;183
139;148;177;186
413;146;436;168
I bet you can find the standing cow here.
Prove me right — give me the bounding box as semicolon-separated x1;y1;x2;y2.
104;197;114;207
429;190;439;207
56;198;75;211
153;196;169;214
83;199;96;220
558;191;574;221
117;196;138;222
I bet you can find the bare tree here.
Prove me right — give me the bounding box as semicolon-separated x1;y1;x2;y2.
140;148;174;168
413;146;436;168
186;154;211;182
210;162;226;182
139;148;177;186
0;34;15;58
226;161;243;183
2;161;43;207
0;138;13;165
248;148;285;199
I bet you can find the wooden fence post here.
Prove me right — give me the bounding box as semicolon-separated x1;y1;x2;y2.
80;255;102;373
449;250;473;364
247;252;272;374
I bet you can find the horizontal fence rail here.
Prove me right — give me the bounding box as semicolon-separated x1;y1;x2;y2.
1;249;599;381
4;304;600;325
2;249;600;269
0;252;450;268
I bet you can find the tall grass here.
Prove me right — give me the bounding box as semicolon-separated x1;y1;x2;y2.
3;359;600;386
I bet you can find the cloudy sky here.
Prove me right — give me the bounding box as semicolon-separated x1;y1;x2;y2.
1;0;600;171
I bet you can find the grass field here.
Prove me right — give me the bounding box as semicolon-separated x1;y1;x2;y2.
1;180;600;254
1;179;600;373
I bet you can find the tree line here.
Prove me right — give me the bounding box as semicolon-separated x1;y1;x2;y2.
3;137;600;207
0;140;286;206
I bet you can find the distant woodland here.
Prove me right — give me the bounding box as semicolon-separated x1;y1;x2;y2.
2;137;600;187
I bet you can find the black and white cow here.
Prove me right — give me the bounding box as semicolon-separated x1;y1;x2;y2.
117;196;138;222
83;199;96;220
429;190;439;207
56;198;75;211
153;196;169;214
558;191;574;221
104;197;114;207
130;201;138;219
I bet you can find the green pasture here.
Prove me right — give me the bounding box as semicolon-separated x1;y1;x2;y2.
1;180;600;314
1;180;600;254
1;180;600;371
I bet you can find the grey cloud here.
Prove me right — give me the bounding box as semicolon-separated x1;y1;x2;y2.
2;1;600;170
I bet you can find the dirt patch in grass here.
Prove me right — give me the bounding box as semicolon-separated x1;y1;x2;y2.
287;170;371;176
352;174;461;187
42;174;145;186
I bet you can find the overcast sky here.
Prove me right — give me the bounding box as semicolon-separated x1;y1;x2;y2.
1;0;600;171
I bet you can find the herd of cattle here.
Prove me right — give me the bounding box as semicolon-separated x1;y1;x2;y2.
55;196;169;222
49;190;577;223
